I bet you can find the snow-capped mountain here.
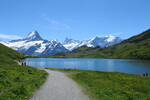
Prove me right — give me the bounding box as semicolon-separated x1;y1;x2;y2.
1;31;69;56
1;30;124;56
63;36;123;51
63;37;80;51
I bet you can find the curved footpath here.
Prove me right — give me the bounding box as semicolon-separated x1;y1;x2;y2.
30;69;89;100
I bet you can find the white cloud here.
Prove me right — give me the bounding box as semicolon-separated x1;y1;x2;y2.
41;14;71;30
0;34;22;39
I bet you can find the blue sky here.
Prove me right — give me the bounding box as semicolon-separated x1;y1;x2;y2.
0;0;150;43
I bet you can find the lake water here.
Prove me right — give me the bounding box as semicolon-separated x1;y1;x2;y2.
23;58;150;75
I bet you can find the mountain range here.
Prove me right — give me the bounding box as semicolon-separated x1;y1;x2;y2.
63;36;123;51
1;31;69;57
1;30;123;56
53;29;150;60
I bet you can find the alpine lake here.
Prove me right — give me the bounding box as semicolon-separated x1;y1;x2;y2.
23;58;150;75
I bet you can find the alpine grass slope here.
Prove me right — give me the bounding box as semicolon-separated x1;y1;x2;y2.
0;43;47;100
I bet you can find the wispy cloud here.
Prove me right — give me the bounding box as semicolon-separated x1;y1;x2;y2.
50;20;70;30
41;14;51;21
41;14;71;30
0;34;22;39
111;32;124;36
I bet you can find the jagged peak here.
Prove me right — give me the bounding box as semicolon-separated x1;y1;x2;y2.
63;37;80;44
10;30;43;42
27;30;39;37
26;30;43;41
64;37;73;41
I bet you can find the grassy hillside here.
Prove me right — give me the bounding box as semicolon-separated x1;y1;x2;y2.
51;29;150;60
121;29;150;43
0;43;25;59
104;29;150;59
0;43;47;100
48;68;150;100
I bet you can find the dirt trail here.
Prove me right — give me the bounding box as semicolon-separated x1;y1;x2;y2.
30;69;89;100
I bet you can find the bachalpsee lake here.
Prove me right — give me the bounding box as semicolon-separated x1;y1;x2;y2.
23;58;150;75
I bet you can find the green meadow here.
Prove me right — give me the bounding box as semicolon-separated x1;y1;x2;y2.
48;68;150;100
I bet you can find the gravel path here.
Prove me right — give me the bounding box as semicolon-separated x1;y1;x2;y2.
30;69;89;100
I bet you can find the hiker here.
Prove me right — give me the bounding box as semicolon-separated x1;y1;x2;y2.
24;62;26;66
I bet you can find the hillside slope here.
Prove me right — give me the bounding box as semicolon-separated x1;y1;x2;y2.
105;29;150;59
0;43;47;100
52;29;150;60
0;43;25;64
